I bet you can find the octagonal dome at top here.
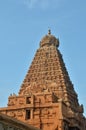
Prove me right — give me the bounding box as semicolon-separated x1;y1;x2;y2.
40;30;59;48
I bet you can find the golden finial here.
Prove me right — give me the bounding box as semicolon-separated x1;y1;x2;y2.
48;29;51;35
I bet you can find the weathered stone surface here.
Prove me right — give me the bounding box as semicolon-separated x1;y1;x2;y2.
0;113;40;130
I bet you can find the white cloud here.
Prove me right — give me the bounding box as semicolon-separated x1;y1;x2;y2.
23;0;39;9
22;0;59;10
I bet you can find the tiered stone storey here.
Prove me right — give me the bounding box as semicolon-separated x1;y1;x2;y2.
0;30;86;130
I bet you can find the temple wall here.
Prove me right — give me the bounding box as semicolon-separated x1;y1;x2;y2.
0;113;40;130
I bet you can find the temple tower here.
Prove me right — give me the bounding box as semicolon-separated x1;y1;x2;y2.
0;30;86;130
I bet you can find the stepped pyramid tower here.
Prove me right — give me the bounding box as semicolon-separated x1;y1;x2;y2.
0;30;86;130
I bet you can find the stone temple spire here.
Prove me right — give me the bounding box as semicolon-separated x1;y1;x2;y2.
0;31;86;130
18;31;79;110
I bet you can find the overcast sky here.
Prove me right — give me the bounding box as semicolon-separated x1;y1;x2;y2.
0;0;86;115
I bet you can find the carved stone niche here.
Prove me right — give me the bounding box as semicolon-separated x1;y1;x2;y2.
42;108;48;116
17;110;23;117
19;99;24;105
26;97;31;104
8;99;15;106
7;111;15;118
46;95;52;103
